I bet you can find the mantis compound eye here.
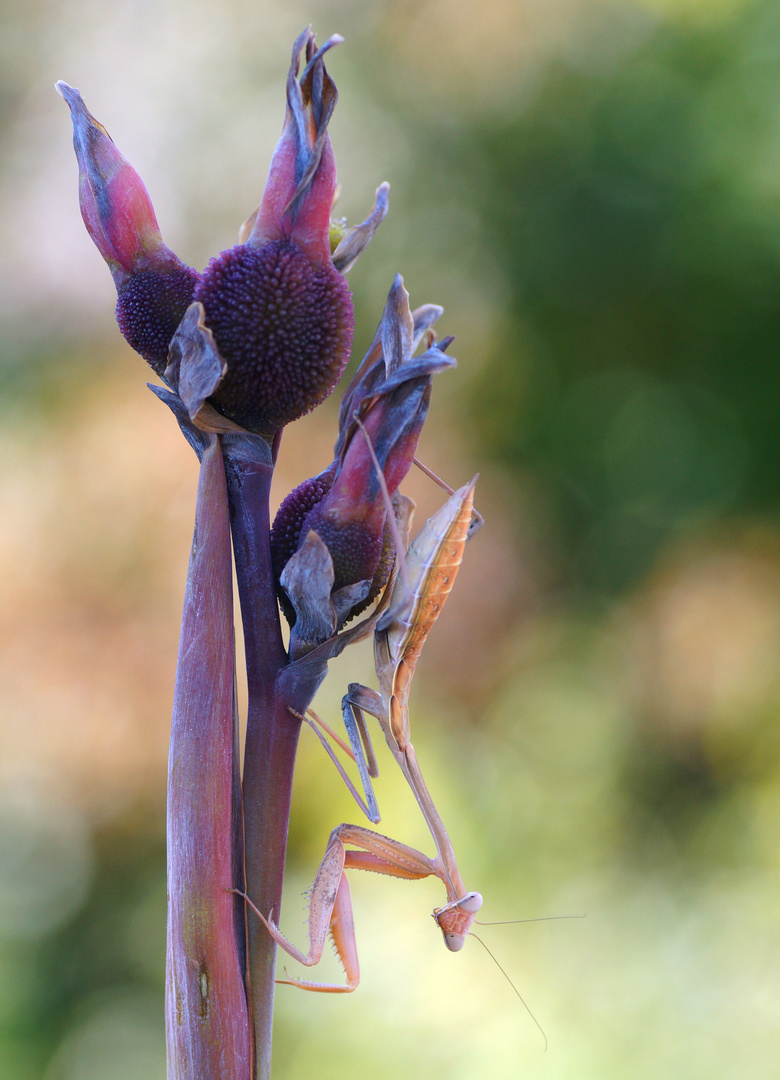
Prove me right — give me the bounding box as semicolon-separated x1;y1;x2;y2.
459;892;483;914
442;931;466;953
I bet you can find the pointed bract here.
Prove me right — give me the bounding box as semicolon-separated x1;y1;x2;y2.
57;81;162;284
332;182;391;275
248;29;343;266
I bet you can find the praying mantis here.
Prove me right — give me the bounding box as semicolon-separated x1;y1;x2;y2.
241;477;484;991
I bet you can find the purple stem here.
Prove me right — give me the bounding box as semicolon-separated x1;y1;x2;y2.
222;434;299;1080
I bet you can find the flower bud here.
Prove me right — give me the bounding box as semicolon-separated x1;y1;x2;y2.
272;279;456;654
57;82;199;376
194;30;354;435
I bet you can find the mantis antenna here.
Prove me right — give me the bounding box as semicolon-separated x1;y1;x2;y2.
413;456;484;537
469;932;548;1052
476;914;586;926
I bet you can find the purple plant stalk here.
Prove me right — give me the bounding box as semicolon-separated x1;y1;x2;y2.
221;430;291;1074
59;28;453;1080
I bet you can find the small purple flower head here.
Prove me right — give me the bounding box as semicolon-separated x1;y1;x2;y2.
270;464;338;624
56;82;199;377
194;30;354;436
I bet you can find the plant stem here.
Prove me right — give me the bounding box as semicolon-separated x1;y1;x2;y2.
223;434;297;1080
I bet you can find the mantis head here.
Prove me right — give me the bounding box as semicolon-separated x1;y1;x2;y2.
433;891;483;952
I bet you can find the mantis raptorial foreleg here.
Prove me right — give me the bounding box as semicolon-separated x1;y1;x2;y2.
296;707;381;824
238;823;483;992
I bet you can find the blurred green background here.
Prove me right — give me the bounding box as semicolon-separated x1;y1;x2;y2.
2;0;779;1076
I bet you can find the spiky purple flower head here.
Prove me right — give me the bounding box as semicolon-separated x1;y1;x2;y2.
270;466;336;624
59;30;392;426
195;238;352;434
271;464;394;627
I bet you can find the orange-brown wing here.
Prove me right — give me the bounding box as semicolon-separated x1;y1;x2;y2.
390;478;477;709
